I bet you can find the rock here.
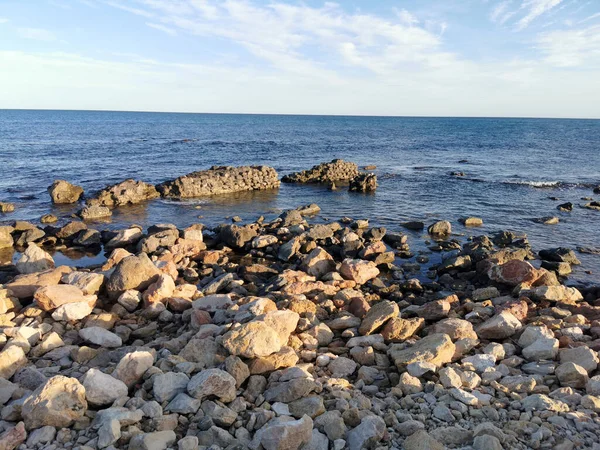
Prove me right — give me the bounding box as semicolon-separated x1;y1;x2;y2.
521;394;569;412
253;415;313;450
488;259;540;286
381;317;424;342
348;173;377;192
282;160;358;184
403;430;444;450
90;179;159;206
556;362;588;388
0;422;26;450
432;318;478;341
359;300;399;335
222;321;282;358
15;243;54;274
48;180;84;204
187;369;236;403
117;289;142;312
129;430;177;450
0;201;15;213
25;426;56;447
158;165;280;198
79;326;122;348
0;346;27;379
346;415;386;450
559;346;599;373
61;271;105;295
473;435;503;450
388;333;455;370
328;357;357;377
249;347;299;375
82;368;128;406
79;205;112;220
302;247;336;278
113;350;155;388
178;436;199;450
522;337;559;361
427;221;451;236
340;259;380;284
106;253;161;299
220;224;258;248
22;375;87;429
51;297;96;321
476;311;522;340
40;214;58;224
460;217;483;226
34;284;87;311
0;226;14;248
531;285;583;303
153;372;190;403
98;419;121;448
518;325;554;348
143;274;175;306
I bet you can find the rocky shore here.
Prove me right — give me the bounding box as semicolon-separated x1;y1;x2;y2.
1;199;600;450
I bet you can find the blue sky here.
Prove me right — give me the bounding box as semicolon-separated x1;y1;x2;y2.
1;0;599;117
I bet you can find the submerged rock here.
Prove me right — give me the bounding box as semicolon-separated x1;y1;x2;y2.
48;180;84;204
89;179;159;207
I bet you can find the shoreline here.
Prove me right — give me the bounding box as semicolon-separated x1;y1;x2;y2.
1;196;600;449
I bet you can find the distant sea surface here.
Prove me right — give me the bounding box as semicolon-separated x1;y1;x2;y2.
1;110;599;282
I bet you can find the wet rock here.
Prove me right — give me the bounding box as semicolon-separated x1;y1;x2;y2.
348;173;377;192
48;180;84;204
22;375;87;429
15;243;54;274
282;160;358;184
90;179;159;206
0;202;15;213
79;205;112;220
428;221;451;236
460;217;483;227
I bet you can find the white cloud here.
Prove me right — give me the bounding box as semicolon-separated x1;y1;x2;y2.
17;27;58;41
146;22;177;35
0;17;10;24
516;0;564;30
537;23;600;67
103;1;155;18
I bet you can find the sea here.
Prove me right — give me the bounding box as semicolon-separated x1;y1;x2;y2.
1;110;599;284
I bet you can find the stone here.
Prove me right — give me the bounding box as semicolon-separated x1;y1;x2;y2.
0;226;14;248
79;326;122;348
90;179;159;206
143;274;176;306
21;376;87;429
346;415;386;450
106;253;161;299
98;419;121;449
129;430;177;450
518;325;554;348
432;318;478;341
555;362;588;389
388;333;455;370
381;317;424;342
476;311;522;340
79;205;112;220
34;284;87;311
48;180;84;204
51;297;97;321
158;165;280;198
522;337;559;361
428;221;451;236
0;346;27;379
222;321;282;358
348;173;377;192
153;372;189;403
262;310;300;345
178;436;199;450
461;217;483;226
288;396;325;419
61;271;105;295
117;289;142;312
488;259;540;286
329;357;357;377
340;259;380;284
521;394;569;412
253;415;313;450
187;369;236;403
403;430;444;450
25;426;56;447
249;347;299;374
0;422;26;450
0;201;15;213
282;160;358;184
113;350;155;388
359;300;399;335
559;346;599;373
531;285;583;303
302;247;336;278
15;243;54;274
82;368;128;406
473;435;503;450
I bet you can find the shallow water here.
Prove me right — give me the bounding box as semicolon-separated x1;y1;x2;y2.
0;110;599;282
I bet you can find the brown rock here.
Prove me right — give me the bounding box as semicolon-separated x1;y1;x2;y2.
48;180;84;204
381;317;425;342
488;260;540;287
106;253;161;299
34;284;87;311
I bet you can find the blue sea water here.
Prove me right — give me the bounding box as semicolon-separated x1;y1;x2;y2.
0;110;599;282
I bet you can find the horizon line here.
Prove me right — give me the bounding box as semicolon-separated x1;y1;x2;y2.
1;108;599;121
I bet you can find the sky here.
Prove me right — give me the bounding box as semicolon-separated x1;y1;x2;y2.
0;0;599;118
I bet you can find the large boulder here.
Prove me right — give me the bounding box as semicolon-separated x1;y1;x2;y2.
282;160;358;184
488;260;540;287
89;179;159;207
106;253;161;299
21;376;87;430
5;266;72;299
48;180;84;204
157;165;280;198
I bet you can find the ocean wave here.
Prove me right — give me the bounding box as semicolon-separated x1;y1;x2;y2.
503;180;562;188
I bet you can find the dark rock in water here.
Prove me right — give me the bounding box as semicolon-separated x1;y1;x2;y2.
533;216;559;225
458;159;468;163
79;205;112;221
296;204;321;216
48;180;84;204
578;246;600;255
584;201;600;211
363;165;377;170
402;221;424;231
450;171;465;177
539;247;581;265
549;196;559;201
349;173;377;193
428;221;451;236
88;179;159;207
557;202;573;212
157;166;279;198
541;260;572;276
55;221;87;240
282;159;358;184
280;210;304;227
0;202;15;213
40;214;58;224
460;217;483;227
594;186;600;194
